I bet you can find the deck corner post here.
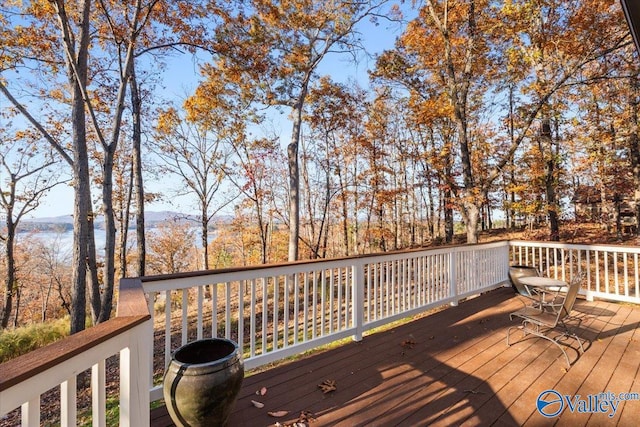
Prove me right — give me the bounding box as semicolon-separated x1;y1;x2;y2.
120;319;153;427
352;262;365;342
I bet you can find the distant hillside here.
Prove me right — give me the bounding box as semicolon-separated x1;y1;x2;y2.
18;211;210;233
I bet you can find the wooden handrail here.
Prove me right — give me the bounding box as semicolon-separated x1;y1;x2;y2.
137;241;505;283
0;278;150;393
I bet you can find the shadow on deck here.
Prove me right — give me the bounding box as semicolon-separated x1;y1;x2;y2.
152;287;640;426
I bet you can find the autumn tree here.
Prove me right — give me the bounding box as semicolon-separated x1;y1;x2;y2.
0;0;225;331
2;235;72;326
499;0;630;240
207;0;390;261
0;133;63;328
300;77;371;255
1;0;95;333
375;0;630;243
31;235;73;322
0;0;155;332
146;220;197;274
153;105;237;271
224;137;283;264
627;71;640;234
127;0;223;276
564;35;640;235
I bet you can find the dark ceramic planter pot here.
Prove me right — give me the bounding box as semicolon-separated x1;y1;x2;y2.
163;338;244;427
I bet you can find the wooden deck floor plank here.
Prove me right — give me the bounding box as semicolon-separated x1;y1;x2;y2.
292;293;517;426
526;305;616;426
236;294;497;403
308;330;501;423
519;301;626;427
342;294;569;427
149;288;640;427
467;335;565;426
230;297;497;426
494;299;614;427
400;328;541;427
329;321;510;426
235;298;498;418
554;302;634;426
585;305;640;426
392;311;534;426
616;355;640;427
378;295;542;427
612;321;640;427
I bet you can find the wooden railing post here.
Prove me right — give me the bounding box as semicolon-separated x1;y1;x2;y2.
21;399;39;426
119;320;152;427
60;376;77;427
116;278;153;427
91;360;106;427
449;251;458;306
352;262;365;341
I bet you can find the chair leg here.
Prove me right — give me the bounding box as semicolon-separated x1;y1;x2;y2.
506;325;519;346
555;319;585;355
509;321;576;369
556;331;585;355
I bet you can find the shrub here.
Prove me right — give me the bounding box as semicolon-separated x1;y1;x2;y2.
0;317;69;363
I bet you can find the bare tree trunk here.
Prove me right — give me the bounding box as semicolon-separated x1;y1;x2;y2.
42;278;53;323
301;142;315;259
119;166;133;279
98;150;117;323
335;156;350;255
1;216;16;328
68;0;93;334
70;130;91;333
13;285;20;328
541;119;560;241
130;71;146;276
86;209;101;324
288;101;304;261
202;206;209;270
629;76;640;236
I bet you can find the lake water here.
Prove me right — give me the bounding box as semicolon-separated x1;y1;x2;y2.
20;226;207;257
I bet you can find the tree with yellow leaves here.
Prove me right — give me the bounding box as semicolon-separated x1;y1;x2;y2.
376;0;630;243
204;0;391;260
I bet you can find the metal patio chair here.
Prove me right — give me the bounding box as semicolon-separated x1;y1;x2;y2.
508;265;564;311
506;271;586;368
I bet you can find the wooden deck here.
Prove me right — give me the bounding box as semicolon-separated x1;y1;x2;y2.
151;286;640;426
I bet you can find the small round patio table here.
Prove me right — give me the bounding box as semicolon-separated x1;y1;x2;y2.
518;276;568;310
518;276;568;289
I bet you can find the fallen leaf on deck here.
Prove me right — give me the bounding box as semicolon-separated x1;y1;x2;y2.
250;400;264;408
280;410;317;426
268;410;289;417
401;339;416;349
318;379;337;393
298;410;316;422
256;386;268;396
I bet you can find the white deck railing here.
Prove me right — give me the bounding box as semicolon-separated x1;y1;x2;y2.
1;239;639;426
509;240;640;304
0;278;152;427
142;241;510;401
